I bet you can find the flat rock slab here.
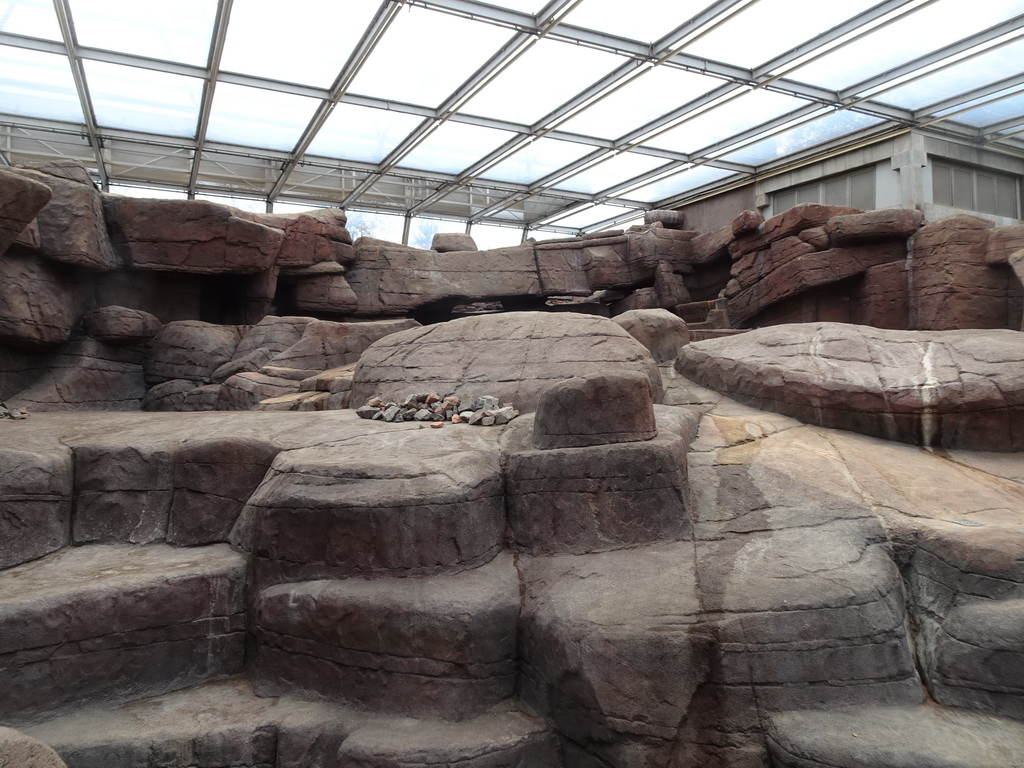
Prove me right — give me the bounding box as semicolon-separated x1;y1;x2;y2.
0;543;245;723
338;710;558;767
22;677;356;768
232;423;506;584
767;705;1024;767
350;311;663;411
675;322;1024;450
255;554;519;719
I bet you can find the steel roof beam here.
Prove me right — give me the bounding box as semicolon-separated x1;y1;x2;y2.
268;1;404;203
913;71;1024;120
51;0;107;188
187;0;232;199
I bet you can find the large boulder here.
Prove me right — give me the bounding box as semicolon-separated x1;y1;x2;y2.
0;167;52;256
144;321;245;384
350;311;663;411
81;306;161;344
0;253;81;347
253;207;353;268
105;197;284;274
265;317;418;375
0;727;67;767
612;308;691;363
9;161;117;270
675;322;1024;451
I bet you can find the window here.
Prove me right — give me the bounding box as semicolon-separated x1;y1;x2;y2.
773;167;875;213
932;161;1019;219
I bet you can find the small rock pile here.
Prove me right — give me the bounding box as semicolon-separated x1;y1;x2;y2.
0;400;26;420
355;393;519;427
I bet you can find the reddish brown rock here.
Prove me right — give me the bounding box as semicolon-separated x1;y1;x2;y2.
676;322;1024;450
0;252;80;347
761;202;861;244
798;226;830;249
11;162;117;271
825;207;923;246
533;371;657;450
350;311;663;412
144;320;244;384
0;543;245;721
431;232;477;252
255;554;518;719
728;242;906;326
0;167;52;256
850;261;910;329
612;307;691;363
0;440;71;569
644;209;685;228
690;224;733;265
265;317;418;375
731;208;764;236
987;225;1024;265
82;305;161;344
253;207;353;268
167;437;279;546
281;264;359;315
909;214;1007;330
105;197;284;274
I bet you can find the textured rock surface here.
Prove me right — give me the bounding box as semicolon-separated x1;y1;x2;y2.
0;727;66;768
612;307;691;363
81;306;161;344
105;197;283;274
0;438;71;569
145;321;244;384
0;544;245;723
431;231;477;252
0;252;80;347
255;554;519;719
0;167;52;257
675;322;1024;450
350;311;663;411
767;706;1024;767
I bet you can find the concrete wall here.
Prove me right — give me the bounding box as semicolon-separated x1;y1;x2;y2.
676;184;756;232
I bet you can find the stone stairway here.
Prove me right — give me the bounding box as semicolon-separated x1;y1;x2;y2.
673;297;748;342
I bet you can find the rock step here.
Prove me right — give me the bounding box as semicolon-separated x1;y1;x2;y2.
931;598;1024;718
0;543;246;724
688;328;749;341
336;709;560;767
254;553;520;720
21;678;557;768
766;705;1024;767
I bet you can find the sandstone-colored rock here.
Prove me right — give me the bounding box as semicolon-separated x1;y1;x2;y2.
145;320;244;384
218;371;299;411
431;231;477;252
82;305;162;344
0;167;52;257
0;727;67;768
676;322;1024;450
350;311;663;412
644;209;685;228
106;196;284;274
12;162;117;270
613;307;691;363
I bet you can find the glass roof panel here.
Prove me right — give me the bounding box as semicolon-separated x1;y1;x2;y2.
554;151;669;194
721;109;883;166
683;0;881;69
68;0;215;66
106;139;192;185
489;0;543;12
548;202;639;229
196;151;278;194
206;82;320;150
790;0;1024;91
400;121;517;175
220;0;379;87
937;86;1024;127
348;6;512;108
108;183;188;200
877;38;1024;110
0;0;62;40
83;60;202;136
557;65;721;139
646;87;805;154
346;209;405;242
625;164;736;203
561;0;704;44
459;38;626;125
481;136;594;184
306;103;423;162
0;45;82;122
471;222;523;250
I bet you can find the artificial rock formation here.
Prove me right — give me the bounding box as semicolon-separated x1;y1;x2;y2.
2;160;1024;766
